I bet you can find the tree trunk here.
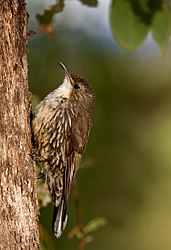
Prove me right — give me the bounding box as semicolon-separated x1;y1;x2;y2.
0;1;40;248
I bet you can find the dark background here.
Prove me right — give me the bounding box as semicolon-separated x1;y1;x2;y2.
28;0;171;249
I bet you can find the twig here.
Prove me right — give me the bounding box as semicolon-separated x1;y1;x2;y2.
72;181;86;250
72;181;83;226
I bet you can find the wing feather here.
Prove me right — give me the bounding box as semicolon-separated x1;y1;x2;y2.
64;110;91;200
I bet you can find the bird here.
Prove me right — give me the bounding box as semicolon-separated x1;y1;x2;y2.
32;62;96;238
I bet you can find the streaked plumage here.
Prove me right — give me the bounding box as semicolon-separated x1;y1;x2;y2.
32;62;95;238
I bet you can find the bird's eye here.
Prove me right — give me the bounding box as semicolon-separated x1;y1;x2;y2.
74;83;80;89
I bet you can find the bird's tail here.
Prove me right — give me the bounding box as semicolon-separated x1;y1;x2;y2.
52;200;68;238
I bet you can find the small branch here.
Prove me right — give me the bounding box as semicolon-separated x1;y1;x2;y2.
72;181;83;227
68;181;107;249
70;181;86;250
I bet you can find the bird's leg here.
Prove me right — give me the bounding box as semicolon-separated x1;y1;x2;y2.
36;172;44;179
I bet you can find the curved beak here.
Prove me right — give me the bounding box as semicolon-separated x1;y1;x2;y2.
59;62;72;80
58;62;73;99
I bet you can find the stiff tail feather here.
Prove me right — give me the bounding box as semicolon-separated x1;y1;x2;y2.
52;200;68;238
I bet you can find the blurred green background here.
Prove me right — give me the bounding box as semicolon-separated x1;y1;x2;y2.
28;0;171;249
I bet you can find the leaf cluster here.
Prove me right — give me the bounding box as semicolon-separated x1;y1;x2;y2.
110;0;171;53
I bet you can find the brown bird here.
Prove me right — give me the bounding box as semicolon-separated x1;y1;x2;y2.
32;62;96;238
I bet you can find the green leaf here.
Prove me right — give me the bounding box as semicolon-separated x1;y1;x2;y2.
83;217;107;234
152;9;171;54
110;0;149;50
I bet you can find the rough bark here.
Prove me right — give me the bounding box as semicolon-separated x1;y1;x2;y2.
0;1;40;249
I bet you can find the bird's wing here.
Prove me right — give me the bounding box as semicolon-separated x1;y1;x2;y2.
68;109;92;154
64;110;92;200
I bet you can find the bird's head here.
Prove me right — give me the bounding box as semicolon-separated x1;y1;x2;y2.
58;62;96;109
